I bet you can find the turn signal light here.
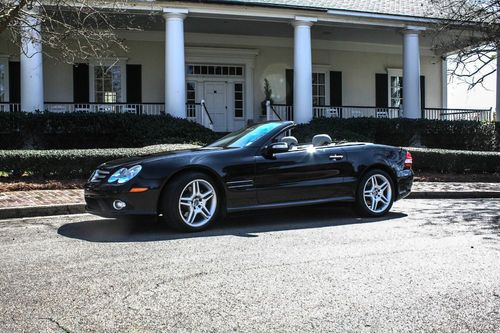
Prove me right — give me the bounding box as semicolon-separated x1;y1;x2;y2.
404;151;413;169
129;187;149;193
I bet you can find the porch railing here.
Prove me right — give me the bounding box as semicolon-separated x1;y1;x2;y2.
266;102;493;122
423;107;493;122
314;106;401;119
186;100;214;130
0;102;165;114
0;102;21;112
44;102;165;115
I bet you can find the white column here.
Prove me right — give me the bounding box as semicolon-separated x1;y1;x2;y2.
496;48;500;122
441;56;448;109
402;27;423;119
20;12;44;112
292;17;316;124
163;8;188;118
245;64;254;122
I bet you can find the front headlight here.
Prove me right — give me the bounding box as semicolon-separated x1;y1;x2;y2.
108;165;142;184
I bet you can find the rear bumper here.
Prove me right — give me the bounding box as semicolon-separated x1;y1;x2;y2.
84;186;160;218
395;169;414;201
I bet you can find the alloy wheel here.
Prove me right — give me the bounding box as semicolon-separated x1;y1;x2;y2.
363;174;392;214
178;179;217;227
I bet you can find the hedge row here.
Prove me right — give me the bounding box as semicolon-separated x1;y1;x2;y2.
408;147;500;174
0;144;198;179
1;112;498;151
1;145;498;180
0;112;220;149
294;118;499;151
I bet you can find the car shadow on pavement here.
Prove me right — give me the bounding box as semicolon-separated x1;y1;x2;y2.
57;203;407;243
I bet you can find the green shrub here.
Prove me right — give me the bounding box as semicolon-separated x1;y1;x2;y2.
408;147;500;174
294;118;498;151
1;144;498;181
0;112;220;149
0;144;198;179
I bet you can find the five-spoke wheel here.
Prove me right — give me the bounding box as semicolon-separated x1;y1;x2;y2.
160;172;220;231
356;169;394;217
178;179;217;227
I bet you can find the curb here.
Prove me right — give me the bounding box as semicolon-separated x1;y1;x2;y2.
408;192;500;199
0;204;85;220
0;192;499;220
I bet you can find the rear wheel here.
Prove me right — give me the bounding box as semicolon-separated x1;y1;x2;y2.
356;169;394;217
160;172;220;232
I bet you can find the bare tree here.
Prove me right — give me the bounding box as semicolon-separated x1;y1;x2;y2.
0;0;153;63
431;0;499;89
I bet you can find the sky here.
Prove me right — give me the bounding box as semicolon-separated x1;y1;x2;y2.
447;56;497;111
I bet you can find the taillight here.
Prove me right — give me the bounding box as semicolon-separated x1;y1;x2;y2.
404;151;413;169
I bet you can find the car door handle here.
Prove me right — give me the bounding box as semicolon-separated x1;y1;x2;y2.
329;154;344;161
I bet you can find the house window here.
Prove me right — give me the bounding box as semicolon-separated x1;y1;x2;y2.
234;83;244;118
312;72;326;106
0;63;5;102
390;76;403;107
186;82;196;118
94;65;121;103
187;64;244;77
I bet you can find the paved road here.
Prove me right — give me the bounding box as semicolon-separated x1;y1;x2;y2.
0;199;499;332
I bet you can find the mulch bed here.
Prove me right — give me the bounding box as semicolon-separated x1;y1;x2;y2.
1;172;499;192
0;179;86;192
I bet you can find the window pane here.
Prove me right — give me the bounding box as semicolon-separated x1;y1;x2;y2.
318;74;325;84
236;67;243;76
319;85;325;96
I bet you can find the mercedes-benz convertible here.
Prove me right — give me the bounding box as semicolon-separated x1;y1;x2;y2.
85;121;413;231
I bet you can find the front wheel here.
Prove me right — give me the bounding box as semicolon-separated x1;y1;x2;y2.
356;169;394;217
160;172;220;232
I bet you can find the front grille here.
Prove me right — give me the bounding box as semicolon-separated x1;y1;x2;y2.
89;169;111;183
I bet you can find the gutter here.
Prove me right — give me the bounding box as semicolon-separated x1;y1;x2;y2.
175;0;442;23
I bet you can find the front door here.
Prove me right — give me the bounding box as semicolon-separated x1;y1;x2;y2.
255;146;352;204
204;82;227;132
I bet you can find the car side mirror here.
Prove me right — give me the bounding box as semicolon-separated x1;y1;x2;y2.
264;142;289;157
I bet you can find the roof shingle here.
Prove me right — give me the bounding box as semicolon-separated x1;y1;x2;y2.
192;0;439;19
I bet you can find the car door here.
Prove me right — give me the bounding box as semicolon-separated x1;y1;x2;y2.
254;145;353;205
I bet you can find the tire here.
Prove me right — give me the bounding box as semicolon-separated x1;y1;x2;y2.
356;169;394;217
160;172;220;232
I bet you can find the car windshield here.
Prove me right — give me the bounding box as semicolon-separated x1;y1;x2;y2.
207;122;283;148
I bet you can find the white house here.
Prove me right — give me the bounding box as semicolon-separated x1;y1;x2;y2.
0;0;495;132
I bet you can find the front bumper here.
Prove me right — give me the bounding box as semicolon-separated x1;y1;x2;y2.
84;185;160;218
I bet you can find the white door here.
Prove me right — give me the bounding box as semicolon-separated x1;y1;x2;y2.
204;82;227;132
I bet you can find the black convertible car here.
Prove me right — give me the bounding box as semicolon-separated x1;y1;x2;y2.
85;121;413;231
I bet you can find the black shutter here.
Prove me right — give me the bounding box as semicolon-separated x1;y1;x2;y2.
73;64;89;103
126;64;142;103
420;75;425;108
375;73;388;108
329;71;342;106
285;69;293;105
8;62;20;103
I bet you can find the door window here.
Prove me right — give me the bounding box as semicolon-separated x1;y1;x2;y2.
0;63;6;102
186;82;196;118
234;83;244;118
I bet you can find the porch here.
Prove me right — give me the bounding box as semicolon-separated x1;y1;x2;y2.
0;3;496;133
1;101;493;126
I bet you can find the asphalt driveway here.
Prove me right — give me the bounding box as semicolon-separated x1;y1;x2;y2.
0;199;499;332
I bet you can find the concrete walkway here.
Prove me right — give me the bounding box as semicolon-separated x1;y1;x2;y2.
0;183;499;219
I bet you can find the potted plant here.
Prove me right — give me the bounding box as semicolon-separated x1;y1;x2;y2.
261;78;274;115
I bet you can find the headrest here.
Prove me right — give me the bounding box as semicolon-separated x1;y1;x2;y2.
281;136;298;147
312;134;332;147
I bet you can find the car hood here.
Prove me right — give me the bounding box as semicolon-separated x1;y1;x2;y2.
99;147;222;169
